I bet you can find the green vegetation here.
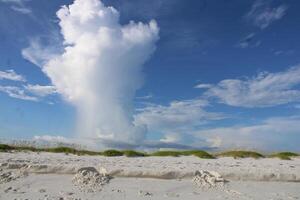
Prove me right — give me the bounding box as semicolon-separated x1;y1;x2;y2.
151;151;182;157
1;144;299;160
217;151;264;159
14;146;38;152
181;150;215;159
270;152;299;160
0;144;13;152
102;149;124;156
122;150;147;157
151;150;215;159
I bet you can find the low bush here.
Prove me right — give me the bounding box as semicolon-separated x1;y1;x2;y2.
217;151;264;159
270;152;298;160
151;150;214;159
151;151;182;157
181;150;215;159
0;144;13;152
102;149;124;156
122;150;147;157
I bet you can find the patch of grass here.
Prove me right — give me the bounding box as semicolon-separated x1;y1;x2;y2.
181;150;215;159
43;147;78;154
102;149;124;157
0;144;13;152
122;150;148;157
270;152;299;160
150;150;214;159
217;151;264;159
151;151;182;157
15;146;39;152
76;150;102;156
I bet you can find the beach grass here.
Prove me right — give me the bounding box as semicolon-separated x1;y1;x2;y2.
216;151;264;159
1;144;299;160
151;150;215;159
0;144;13;152
102;149;124;156
270;152;299;160
151;151;182;157
122;150;148;157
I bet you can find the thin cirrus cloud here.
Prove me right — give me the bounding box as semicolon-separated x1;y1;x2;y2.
0;85;38;101
0;69;56;101
0;69;26;82
236;33;261;49
197;64;300;108
246;0;288;29
0;84;57;102
24;84;57;97
1;0;32;14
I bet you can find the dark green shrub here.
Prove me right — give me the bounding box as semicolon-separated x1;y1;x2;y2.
122;150;147;157
102;149;124;156
0;144;13;152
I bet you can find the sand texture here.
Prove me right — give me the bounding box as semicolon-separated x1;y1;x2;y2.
0;152;299;199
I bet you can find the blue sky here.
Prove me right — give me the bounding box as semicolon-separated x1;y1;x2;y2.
0;0;300;151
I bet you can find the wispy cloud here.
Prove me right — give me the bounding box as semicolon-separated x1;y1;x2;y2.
0;69;26;82
194;83;213;89
136;94;153;100
0;69;56;101
246;0;288;29
25;84;57;97
135;99;225;145
198;64;300;108
1;0;32;14
236;33;261;49
193;116;300;152
10;5;31;14
22;38;60;67
0;85;38;101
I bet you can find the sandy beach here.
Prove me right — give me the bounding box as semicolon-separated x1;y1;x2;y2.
0;152;299;200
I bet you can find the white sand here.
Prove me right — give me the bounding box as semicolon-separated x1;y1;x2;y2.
0;152;300;199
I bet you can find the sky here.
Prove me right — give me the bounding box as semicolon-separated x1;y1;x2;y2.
0;0;300;151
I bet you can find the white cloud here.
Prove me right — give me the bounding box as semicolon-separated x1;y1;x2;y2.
246;0;288;29
25;84;57;97
22;38;59;67
0;69;26;82
201;64;300;108
10;5;31;14
23;0;159;144
0;85;38;101
135;99;225;144
193;116;300;152
194;83;213;89
136;94;153;100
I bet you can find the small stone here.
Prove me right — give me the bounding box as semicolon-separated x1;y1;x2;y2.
139;190;153;196
5;186;13;193
39;189;46;193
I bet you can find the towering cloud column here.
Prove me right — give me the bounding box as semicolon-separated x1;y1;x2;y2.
36;0;159;143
